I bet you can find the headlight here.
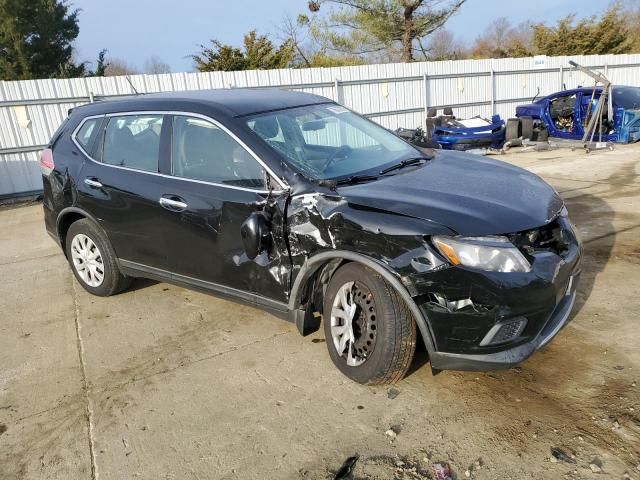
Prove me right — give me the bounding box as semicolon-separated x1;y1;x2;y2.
432;236;531;273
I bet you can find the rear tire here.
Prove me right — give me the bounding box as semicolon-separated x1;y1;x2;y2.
65;219;131;297
323;263;416;385
521;116;534;140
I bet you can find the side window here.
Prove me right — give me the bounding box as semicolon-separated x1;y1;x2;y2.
103;115;163;172
172;116;268;189
75;118;100;152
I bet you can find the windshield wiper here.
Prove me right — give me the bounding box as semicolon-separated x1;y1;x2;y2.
379;157;429;175
317;174;379;190
335;174;379;186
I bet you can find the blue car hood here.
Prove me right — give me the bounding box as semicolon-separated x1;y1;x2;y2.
339;151;564;236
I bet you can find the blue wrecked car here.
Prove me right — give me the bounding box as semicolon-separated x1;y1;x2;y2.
516;86;640;144
425;107;506;150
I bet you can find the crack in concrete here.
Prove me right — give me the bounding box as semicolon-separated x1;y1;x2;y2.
71;277;98;480
0;252;59;266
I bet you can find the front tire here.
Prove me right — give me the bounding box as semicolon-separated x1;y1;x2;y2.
65;219;131;296
323;263;416;385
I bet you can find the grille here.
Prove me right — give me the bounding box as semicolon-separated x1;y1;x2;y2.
492;318;527;344
480;317;528;346
509;219;569;257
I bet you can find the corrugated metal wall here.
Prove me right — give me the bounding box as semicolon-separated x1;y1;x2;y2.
2;53;640;197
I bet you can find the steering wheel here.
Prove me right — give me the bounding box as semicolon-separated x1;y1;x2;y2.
322;145;352;173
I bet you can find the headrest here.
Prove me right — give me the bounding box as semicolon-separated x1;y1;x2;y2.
112;126;134;144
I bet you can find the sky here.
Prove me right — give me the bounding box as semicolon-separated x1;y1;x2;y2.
72;0;611;73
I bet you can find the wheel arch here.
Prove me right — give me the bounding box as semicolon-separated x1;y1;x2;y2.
56;207;103;257
289;250;437;356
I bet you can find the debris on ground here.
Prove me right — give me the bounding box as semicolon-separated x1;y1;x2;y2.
333;454;359;480
550;447;577;464
431;462;453;480
589;457;603;473
387;387;401;399
385;425;402;437
589;463;602;473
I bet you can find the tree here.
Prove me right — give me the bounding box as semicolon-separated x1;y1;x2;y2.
0;0;87;80
422;28;466;60
532;5;630;56
104;58;138;76
91;49;109;76
193;30;295;72
622;1;640;52
305;0;466;62
144;56;171;74
278;14;364;67
469;18;533;58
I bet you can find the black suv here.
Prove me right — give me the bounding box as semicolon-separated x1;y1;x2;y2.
41;89;581;384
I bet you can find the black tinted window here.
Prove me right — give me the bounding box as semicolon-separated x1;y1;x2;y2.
172;116;267;189
75;118;100;151
103;115;163;172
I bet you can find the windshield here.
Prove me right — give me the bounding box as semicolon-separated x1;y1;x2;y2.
245;103;419;180
613;86;640;110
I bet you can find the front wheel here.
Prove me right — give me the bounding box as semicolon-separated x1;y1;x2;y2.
323;263;417;385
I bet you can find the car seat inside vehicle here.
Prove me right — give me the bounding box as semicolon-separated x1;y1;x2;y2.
549;95;576;132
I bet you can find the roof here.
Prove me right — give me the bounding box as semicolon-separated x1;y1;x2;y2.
78;88;332;118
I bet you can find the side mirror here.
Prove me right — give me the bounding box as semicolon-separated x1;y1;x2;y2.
241;212;270;260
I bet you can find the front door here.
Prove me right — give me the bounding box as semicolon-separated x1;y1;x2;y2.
155;114;291;304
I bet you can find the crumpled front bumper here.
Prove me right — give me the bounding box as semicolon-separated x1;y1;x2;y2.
429;273;579;371
411;216;582;372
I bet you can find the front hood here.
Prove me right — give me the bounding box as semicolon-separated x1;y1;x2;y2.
339;151;564;236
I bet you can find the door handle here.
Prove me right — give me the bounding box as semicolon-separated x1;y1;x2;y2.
84;178;103;188
159;196;188;212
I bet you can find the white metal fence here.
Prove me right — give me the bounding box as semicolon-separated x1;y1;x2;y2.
2;53;640;197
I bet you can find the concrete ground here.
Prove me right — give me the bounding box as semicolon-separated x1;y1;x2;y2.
1;144;639;480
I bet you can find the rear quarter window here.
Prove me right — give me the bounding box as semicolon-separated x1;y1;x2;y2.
74;118;101;152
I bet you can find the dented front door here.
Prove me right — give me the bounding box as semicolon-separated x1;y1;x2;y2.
159;114;291;302
158;179;290;302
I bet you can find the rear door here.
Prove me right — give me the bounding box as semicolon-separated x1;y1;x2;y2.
155;114;291;303
76;112;175;271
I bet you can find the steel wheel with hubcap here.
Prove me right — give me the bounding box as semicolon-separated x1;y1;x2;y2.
65;219;131;296
330;281;378;367
323;263;417;385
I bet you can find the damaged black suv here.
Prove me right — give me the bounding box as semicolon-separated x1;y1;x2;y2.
41;89;582;385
